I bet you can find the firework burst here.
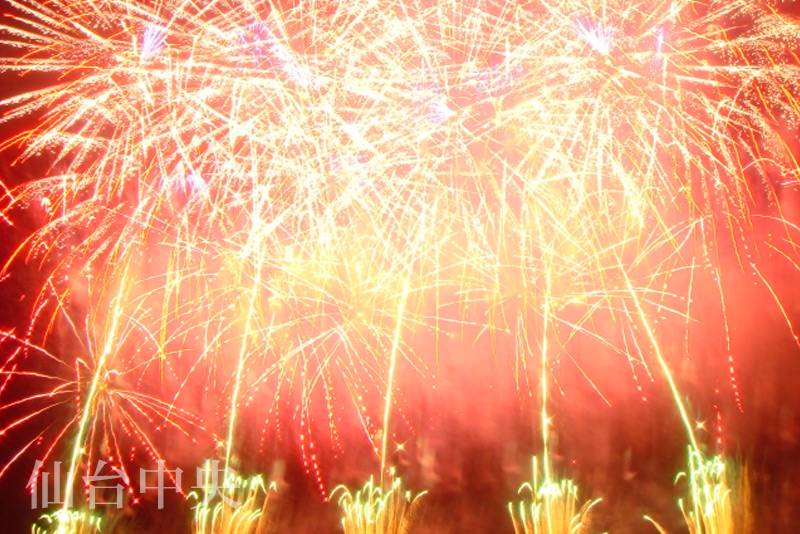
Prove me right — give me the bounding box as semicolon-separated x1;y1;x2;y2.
0;0;798;523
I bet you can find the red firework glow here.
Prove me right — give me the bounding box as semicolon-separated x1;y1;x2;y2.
1;0;800;532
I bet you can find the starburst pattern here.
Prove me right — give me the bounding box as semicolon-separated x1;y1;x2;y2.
0;0;798;506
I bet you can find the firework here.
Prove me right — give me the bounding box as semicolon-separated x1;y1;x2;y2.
509;456;600;534
31;509;101;534
0;0;797;523
644;452;755;534
334;470;424;534
191;462;276;534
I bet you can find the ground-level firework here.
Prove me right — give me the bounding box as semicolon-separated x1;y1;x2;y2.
1;0;799;532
